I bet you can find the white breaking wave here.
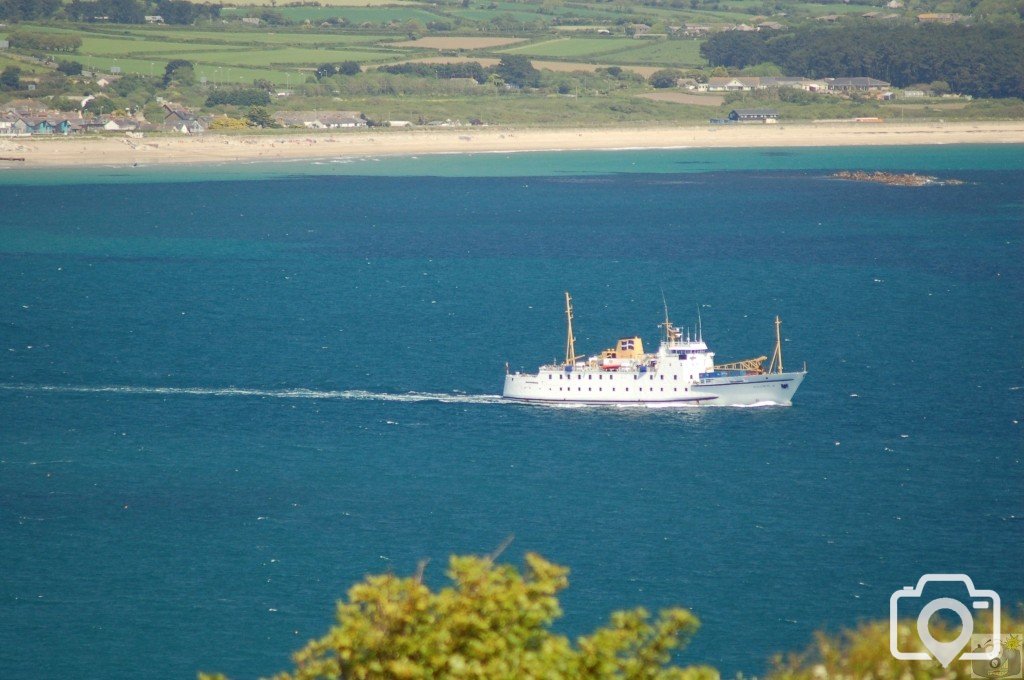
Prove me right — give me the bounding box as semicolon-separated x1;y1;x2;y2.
0;383;505;404
728;400;789;408
519;400;785;410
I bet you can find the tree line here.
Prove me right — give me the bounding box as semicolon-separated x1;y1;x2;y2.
60;0;220;24
700;22;1024;99
314;61;362;80
373;56;541;88
0;0;61;21
377;61;489;85
7;30;83;52
2;0;219;23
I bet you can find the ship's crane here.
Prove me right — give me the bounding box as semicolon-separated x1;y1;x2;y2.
714;356;768;374
713;316;785;375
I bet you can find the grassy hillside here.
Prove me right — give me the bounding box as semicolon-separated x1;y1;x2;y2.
0;0;1020;126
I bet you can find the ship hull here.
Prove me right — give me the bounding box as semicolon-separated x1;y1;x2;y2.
502;371;805;407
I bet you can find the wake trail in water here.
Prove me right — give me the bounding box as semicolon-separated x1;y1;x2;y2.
0;383;505;405
1;385;785;409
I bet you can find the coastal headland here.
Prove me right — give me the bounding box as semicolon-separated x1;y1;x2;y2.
2;121;1023;168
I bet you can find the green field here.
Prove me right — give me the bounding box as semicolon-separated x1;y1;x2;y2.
607;40;706;67
78;35;249;56
449;8;548;22
65;48;398;84
98;28;396;47
29;23;397;49
170;46;401;67
8;23;412;84
0;53;49;75
225;0;428;5
501;38;641;59
498;37;705;67
70;53;298;84
221;6;444;24
3;23;705;80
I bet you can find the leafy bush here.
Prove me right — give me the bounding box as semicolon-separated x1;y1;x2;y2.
162;59;194;87
56;60;84;76
0;66;21;91
494;55;541;88
245;105;275;128
199;552;715;680
208;116;250;130
649;68;684;89
315;63;337;80
109;73;153;98
768;611;1023;680
338;61;361;76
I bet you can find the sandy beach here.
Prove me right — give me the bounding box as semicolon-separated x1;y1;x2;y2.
1;121;1022;168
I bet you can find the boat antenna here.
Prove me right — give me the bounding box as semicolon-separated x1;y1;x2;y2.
564;291;577;365
697;306;703;342
768;315;784;374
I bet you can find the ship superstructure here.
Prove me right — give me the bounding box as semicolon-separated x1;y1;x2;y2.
502;293;806;406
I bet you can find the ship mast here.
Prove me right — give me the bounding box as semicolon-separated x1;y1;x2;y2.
768;315;784;374
659;291;681;343
661;291;671;343
564;291;577;365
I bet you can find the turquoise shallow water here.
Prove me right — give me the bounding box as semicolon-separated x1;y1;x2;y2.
1;146;1022;679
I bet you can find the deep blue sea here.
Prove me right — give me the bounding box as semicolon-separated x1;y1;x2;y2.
1;145;1022;679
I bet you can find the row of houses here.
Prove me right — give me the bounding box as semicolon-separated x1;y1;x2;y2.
272;111;366;129
715;109;885;124
1;104;377;136
1;103;205;136
816;12;900;22
149;106;369;133
0;111;143;135
817;10;968;23
685;76;892;94
722;21;786;31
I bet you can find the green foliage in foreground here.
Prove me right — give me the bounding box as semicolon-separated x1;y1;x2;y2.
201;552;717;680
768;613;1023;680
198;550;1024;680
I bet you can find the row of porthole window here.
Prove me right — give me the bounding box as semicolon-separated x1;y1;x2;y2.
552;373;691;381
552;386;690;393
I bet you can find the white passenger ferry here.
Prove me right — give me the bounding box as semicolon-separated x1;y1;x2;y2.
502;293;806;407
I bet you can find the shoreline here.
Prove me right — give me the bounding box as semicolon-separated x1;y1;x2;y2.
1;121;1023;169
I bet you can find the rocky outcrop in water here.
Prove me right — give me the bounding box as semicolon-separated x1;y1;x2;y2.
831;171;964;186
